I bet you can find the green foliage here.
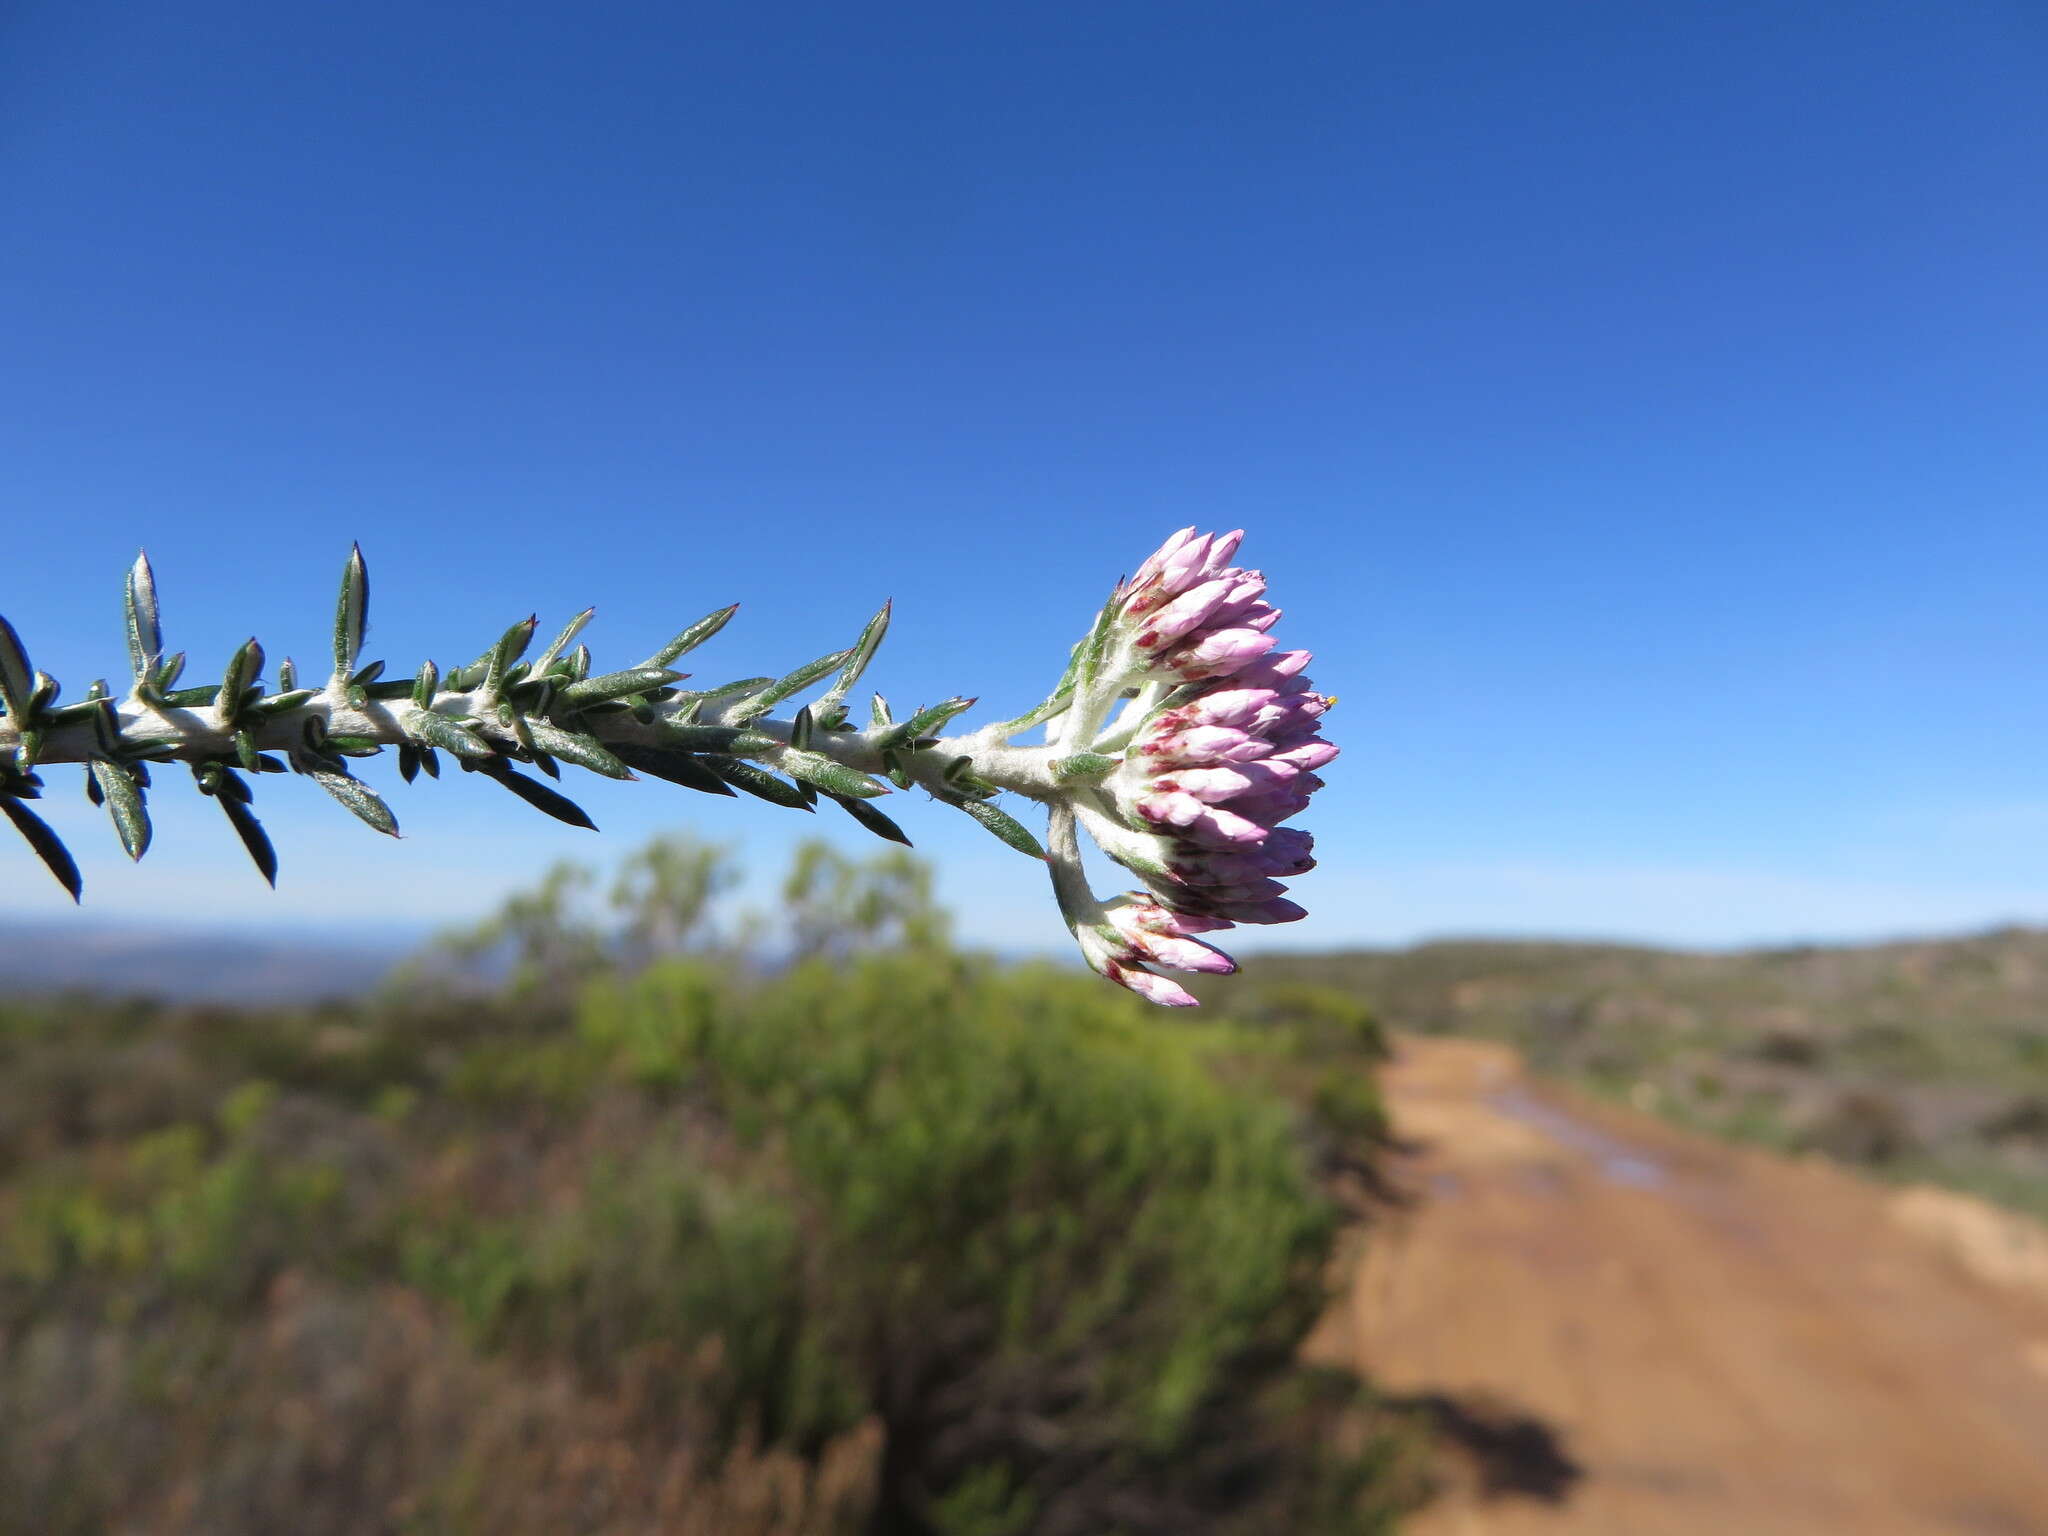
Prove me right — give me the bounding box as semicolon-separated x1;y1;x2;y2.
1249;930;2048;1219
0;839;1414;1535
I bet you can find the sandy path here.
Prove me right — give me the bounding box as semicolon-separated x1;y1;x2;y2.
1308;1036;2048;1536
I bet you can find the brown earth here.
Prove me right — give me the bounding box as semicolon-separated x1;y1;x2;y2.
1307;1036;2048;1536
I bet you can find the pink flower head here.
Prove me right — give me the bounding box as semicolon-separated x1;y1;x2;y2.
1058;529;1333;1007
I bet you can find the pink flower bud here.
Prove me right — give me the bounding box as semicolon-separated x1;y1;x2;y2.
1205;896;1308;925
1137;724;1270;766
1184;688;1279;727
1269;740;1339;772
1136;792;1268;846
1136;576;1241;650
1167;627;1276;679
1153;765;1254;804
1230;650;1313;690
1110;962;1201;1007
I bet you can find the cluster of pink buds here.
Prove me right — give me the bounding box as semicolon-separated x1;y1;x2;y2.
1034;527;1336;1007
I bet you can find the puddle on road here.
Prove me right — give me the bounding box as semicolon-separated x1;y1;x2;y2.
1488;1087;1668;1189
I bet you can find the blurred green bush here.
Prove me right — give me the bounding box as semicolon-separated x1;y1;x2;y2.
0;837;1419;1536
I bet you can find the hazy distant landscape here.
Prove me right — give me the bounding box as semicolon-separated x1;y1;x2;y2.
1248;928;2048;1219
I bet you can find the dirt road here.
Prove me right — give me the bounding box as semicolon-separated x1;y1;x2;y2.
1307;1036;2048;1536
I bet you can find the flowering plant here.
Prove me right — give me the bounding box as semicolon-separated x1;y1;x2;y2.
0;529;1331;1005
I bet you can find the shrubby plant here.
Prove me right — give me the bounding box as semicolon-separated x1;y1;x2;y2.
0;838;1419;1536
0;530;1334;1004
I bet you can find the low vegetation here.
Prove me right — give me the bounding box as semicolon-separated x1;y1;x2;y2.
0;838;1422;1535
1249;932;2048;1218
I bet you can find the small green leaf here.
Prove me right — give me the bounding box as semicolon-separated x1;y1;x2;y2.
874;696;976;751
235;729;261;772
728;648;854;723
397;743;421;783
412;659;440;709
277;657;297;690
641;603;738;669
247;688;318;718
825;790;912;846
611;744;735;796
952;798;1048;860
403;709;494;760
521;719;632;779
483;616;537;695
2;795;81;899
557;667;685;708
333;544;369;681
780;750;889;800
814;601;891;717
869;693;893;730
639;721;767;754
218;794;278;886
348;658;386;687
124;553;163;687
0;615;33;719
704;756;812;809
217;638;264;720
152;652;188;692
88;758;151;860
788;704;816;752
534;607;596;671
296;754;399;836
472;758;597;829
1053;752;1119;782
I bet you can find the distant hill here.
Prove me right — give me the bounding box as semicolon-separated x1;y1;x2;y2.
1242;929;2048;1218
0;917;405;1003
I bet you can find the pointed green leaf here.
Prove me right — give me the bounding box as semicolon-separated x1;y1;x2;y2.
124;553;163;687
814;601;891;717
483;616;537;695
869;693;893;730
402;709;494;760
728;648;854;723
333;544;369;681
412;659;440;708
217;638;264;719
638;721;769;754
641;603;739;669
534;607;596;672
704;756;812;809
521;719;632;779
472;758;597;829
1053;752;1119;782
557;667;685;708
247;688;318;718
2;795;81;899
788;705;815;752
0;615;32;719
88;758;151;860
297;755;399;836
874;696;977;751
611;744;736;796
953;798;1048;860
218;795;277;885
780;750;889;800
825;791;912;847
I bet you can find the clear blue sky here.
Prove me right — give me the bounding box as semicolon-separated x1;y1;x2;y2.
3;0;2045;953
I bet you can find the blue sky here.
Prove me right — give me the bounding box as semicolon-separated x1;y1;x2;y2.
3;0;2045;953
